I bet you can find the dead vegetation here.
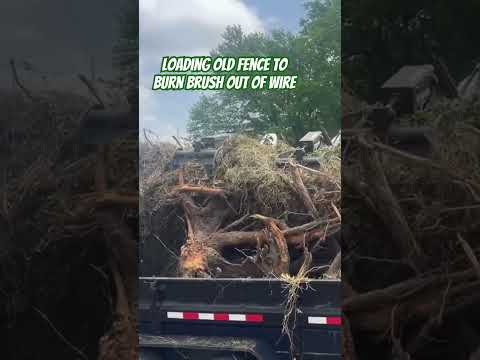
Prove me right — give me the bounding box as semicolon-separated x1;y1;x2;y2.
0;76;138;360
140;134;341;280
342;95;480;359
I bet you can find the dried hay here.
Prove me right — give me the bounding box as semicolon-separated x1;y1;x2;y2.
216;135;295;215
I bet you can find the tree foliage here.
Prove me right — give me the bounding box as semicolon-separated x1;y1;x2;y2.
187;0;340;142
342;0;480;101
113;0;139;109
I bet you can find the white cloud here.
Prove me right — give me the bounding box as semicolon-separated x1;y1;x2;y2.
141;0;263;34
139;0;265;136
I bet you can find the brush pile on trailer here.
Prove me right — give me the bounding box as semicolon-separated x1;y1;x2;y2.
342;95;480;359
140;135;341;280
0;80;139;360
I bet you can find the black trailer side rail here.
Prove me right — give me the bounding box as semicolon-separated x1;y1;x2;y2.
138;277;341;360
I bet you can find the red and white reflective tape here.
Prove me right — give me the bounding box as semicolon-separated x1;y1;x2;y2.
166;311;264;323
166;311;340;326
308;316;342;325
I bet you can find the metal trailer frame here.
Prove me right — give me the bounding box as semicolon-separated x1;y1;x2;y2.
138;277;341;360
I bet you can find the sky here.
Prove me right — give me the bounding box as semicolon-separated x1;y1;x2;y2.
139;0;306;141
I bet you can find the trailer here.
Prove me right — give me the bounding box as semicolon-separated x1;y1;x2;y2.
138;277;341;360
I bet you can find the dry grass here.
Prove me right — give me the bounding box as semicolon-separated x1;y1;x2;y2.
409;99;480;180
215;135;295;215
139;141;177;208
312;143;341;181
279;252;331;355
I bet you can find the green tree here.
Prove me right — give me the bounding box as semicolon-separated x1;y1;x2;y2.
342;0;480;100
187;0;340;143
113;0;138;110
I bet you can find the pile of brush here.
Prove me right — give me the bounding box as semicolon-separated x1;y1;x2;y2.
140;135;341;280
0;82;139;360
342;98;480;360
